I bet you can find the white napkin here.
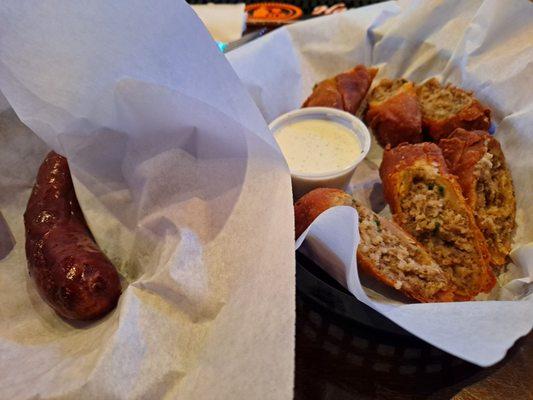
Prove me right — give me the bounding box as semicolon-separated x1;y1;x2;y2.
192;3;246;42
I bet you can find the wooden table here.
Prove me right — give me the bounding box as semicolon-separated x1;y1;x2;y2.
294;293;532;400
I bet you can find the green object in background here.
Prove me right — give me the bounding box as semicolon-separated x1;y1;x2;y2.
216;41;228;52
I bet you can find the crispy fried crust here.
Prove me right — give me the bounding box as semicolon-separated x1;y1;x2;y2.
365;79;423;147
294;188;353;238
439;129;516;267
416;78;491;141
302;78;343;111
439;129;485;198
380;142;447;207
379;143;495;299
302;65;378;115
294;188;453;303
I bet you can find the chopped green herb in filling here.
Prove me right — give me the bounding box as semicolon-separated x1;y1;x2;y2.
399;175;479;296
374;217;382;232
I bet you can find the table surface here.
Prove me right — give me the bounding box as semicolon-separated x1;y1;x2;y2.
294;293;532;400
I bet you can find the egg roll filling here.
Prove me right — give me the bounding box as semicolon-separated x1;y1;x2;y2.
354;200;448;299
474;147;515;264
417;80;472;120
397;170;480;296
370;78;407;103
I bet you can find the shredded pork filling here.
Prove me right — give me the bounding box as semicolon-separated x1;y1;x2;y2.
398;174;478;294
370;79;407;103
354;202;446;298
474;150;514;259
417;81;472;120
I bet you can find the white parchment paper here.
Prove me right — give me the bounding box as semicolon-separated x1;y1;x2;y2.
228;0;533;366
0;1;294;399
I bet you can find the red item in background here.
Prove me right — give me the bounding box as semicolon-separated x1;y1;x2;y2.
246;2;303;25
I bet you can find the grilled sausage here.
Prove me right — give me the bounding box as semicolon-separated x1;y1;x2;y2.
24;152;121;320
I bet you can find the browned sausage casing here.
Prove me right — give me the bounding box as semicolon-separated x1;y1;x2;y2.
24;151;121;320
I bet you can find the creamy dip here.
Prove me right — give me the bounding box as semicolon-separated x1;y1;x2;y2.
274;119;361;175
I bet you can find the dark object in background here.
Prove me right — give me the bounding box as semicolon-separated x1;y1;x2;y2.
187;0;387;19
295;289;533;400
0;211;15;261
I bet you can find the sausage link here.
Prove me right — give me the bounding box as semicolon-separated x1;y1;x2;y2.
24;152;121;320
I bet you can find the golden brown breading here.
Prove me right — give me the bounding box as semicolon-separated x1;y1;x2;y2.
439;129;516;268
379;143;495;300
416;78;491;141
294;188;453;303
365;79;423;147
294;188;353;238
302;65;378;115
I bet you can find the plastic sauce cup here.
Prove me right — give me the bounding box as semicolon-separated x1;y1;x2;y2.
269;107;371;200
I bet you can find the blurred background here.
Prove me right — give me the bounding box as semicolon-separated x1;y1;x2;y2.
187;0;388;42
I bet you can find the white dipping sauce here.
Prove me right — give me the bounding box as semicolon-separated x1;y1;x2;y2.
274;119;361;175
